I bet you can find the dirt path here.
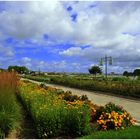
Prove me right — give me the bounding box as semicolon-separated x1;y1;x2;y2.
17;106;38;139
7;100;38;139
24;79;140;122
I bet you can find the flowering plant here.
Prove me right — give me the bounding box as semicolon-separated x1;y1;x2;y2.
97;102;135;130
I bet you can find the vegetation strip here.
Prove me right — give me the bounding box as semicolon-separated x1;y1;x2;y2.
18;80;136;138
0;72;137;139
80;126;140;139
18;80;91;138
24;75;140;99
0;72;21;138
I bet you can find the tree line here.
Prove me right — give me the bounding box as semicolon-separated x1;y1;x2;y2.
123;69;140;77
0;65;140;77
7;66;29;74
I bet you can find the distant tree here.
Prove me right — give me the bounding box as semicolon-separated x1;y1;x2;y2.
127;72;133;76
133;69;140;76
123;71;129;77
8;65;29;74
89;65;102;77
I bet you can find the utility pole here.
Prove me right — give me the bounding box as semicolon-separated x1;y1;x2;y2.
99;55;112;78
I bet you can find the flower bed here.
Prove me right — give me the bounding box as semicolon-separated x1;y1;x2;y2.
18;80;135;138
18;81;91;138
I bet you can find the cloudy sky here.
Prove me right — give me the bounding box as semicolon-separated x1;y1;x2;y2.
0;1;140;73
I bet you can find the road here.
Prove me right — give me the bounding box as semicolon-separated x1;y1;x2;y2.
23;79;140;123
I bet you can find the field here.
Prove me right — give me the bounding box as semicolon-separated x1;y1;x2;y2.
24;74;140;99
0;72;140;138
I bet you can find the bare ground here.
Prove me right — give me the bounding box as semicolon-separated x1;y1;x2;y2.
6;101;38;139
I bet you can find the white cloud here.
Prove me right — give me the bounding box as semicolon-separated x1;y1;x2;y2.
0;45;14;57
0;1;140;73
59;47;82;56
22;57;31;63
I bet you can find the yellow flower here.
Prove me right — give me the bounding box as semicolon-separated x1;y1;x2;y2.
108;114;111;118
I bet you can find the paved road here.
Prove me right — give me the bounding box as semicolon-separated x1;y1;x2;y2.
23;79;140;122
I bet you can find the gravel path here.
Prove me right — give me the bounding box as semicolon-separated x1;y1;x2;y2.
23;79;140;122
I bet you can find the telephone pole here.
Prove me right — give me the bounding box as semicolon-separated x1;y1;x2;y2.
99;55;112;78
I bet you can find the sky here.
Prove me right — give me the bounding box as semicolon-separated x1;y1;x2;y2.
0;1;140;73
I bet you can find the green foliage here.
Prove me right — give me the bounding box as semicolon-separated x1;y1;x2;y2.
123;69;140;77
0;100;21;138
24;75;50;82
123;71;129;76
96;102;134;131
80;126;140;139
80;95;88;101
19;82;91;138
61;106;91;137
8;65;29;74
89;65;102;76
25;75;140;98
102;102;125;114
0;72;21;138
133;69;140;76
63;91;79;102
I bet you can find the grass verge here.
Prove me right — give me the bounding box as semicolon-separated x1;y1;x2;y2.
80;126;140;139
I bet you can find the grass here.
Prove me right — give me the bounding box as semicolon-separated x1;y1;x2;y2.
80;126;140;139
0;72;21;138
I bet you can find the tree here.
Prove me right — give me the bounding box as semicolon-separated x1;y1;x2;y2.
8;65;29;74
123;71;129;77
133;69;140;76
89;65;102;76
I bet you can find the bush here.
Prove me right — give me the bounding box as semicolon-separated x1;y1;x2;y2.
96;102;135;130
63;91;79;102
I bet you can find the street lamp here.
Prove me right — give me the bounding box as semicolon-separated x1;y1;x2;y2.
99;55;112;78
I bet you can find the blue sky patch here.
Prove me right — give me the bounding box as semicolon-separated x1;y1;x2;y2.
71;13;77;22
67;6;72;11
0;1;139;73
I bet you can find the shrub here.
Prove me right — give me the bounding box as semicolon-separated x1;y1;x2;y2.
80;95;88;101
63;91;79;102
96;102;135;130
102;102;125;114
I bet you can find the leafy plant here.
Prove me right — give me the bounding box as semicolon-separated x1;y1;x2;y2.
96;102;135;130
